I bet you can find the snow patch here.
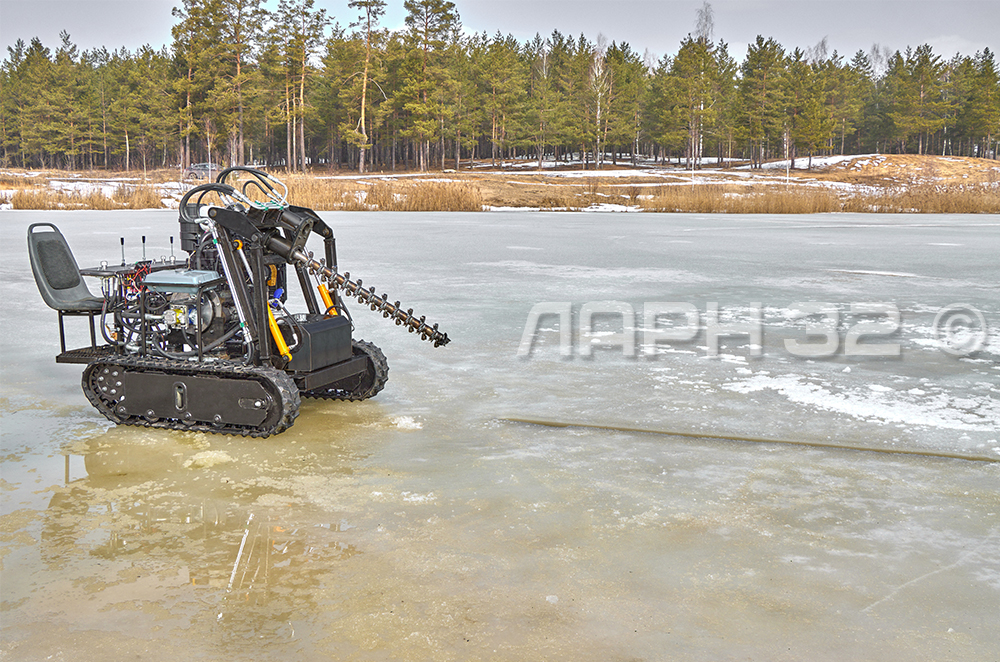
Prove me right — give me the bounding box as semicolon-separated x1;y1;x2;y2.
722;373;999;432
392;415;423;430
184;450;234;469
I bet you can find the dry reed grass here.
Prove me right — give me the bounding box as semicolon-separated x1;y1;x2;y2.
641;184;841;213
113;184;164;209
386;182;483;211
80;190;119;210
4;158;998;213
10;189;75;209
284;178;483;211
364;182;396;209
843;186;1000;213
0;173;46;189
639;182;1000;214
537;193;581;210
275;176;369;211
7;185;165;210
624;184;643;205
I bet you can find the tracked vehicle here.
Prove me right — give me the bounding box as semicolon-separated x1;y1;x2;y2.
28;167;449;437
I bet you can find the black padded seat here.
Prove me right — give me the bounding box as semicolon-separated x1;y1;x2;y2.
27;223;103;352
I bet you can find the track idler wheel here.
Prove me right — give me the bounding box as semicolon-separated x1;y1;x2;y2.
348;340;389;400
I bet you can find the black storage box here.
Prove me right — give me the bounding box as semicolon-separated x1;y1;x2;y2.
285;314;352;372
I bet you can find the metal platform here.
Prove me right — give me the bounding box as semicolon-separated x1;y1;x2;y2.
56;345;118;365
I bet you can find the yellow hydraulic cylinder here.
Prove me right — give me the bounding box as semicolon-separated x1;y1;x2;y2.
317;283;338;315
267;306;292;361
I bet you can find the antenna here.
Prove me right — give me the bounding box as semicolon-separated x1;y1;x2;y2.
142;235;147;261
120;237;125;265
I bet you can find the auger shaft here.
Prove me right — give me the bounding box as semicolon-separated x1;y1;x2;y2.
282;244;450;347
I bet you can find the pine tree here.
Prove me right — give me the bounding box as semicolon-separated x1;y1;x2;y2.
255;23;289;166
828;52;865;154
739;36;788;167
604;41;645;165
797;57;836;167
480;32;525;165
545;30;577;163
432;24;464;170
448;34;480;170
376;32;409;170
0;41;26;166
19;38;57;168
645;54;684;163
345;0;387;172
712;41;739;165
669;35;722;168
785;48;809;166
128;46;175;174
215;0;267;166
325;25;365;168
1;40;29;167
49;32;88;169
398;0;459;171
958;49;1000;158
276;0;328;171
171;0;228;169
560;34;597;167
888;45;948;155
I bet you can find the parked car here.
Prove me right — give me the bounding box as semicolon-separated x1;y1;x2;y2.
183;163;219;180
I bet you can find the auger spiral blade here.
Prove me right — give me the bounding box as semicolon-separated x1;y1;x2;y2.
318;266;450;346
277;245;450;346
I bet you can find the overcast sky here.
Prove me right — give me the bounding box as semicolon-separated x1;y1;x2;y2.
1;0;996;64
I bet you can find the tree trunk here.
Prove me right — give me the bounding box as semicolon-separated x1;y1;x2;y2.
236;53;244;166
358;14;372;174
286;90;293;172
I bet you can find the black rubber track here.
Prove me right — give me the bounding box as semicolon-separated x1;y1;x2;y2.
82;355;300;438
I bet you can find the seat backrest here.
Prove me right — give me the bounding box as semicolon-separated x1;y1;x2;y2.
27;223;97;311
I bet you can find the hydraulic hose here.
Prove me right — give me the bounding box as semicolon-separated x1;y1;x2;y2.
153;323;241;360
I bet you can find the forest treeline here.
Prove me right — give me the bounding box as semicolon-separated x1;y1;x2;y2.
1;0;998;173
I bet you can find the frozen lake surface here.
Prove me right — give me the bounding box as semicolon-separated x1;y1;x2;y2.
2;210;998;660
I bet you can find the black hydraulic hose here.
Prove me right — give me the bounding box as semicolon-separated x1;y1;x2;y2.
275;308;303;353
193;231;212;270
152;323;241;360
101;295;142;347
179;182;239;223
338;299;353;328
214;166;285;203
99;302;122;346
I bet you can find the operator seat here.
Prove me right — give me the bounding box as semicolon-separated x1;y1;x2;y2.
27;223;102;353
